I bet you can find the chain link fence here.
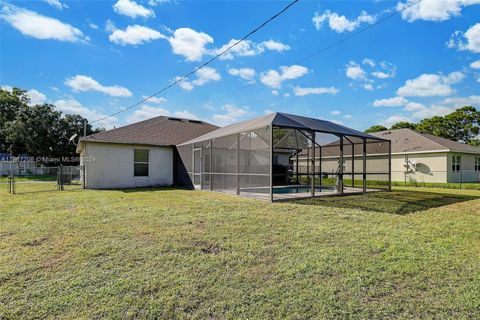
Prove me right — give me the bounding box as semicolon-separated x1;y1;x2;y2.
0;165;84;195
391;170;480;190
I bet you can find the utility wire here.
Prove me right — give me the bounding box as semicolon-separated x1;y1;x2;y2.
293;0;423;65
217;0;424;100
92;0;300;124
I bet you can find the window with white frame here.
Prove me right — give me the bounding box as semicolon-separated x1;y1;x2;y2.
134;149;149;177
452;155;461;172
475;156;480;171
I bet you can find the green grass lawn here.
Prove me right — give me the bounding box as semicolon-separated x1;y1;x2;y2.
1;187;479;319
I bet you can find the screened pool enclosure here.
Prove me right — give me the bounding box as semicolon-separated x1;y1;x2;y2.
177;113;391;201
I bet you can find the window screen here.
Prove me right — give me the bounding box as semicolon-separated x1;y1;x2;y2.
475;157;480;171
452;155;461;172
134;149;149;176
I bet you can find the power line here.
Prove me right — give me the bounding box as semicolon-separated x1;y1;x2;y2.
92;0;300;124
217;0;424;100
293;0;423;65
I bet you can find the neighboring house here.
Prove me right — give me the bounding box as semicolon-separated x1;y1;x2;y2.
371;129;480;183
76;116;217;189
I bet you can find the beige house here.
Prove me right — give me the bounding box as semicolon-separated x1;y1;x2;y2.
296;128;480;184
371;129;480;183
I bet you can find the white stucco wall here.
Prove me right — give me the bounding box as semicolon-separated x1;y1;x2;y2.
391;153;448;183
80;142;173;189
447;152;480;183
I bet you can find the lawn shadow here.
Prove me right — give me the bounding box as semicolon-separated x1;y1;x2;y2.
291;190;479;214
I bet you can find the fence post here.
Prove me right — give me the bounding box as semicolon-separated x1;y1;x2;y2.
9;175;15;194
82;165;86;189
57;165;64;191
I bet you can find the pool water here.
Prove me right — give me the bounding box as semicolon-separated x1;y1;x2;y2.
273;186;334;194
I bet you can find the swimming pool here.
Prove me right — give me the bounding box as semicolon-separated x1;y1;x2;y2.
273;186;334;194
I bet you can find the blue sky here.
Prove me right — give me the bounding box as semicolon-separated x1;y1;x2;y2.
1;0;479;130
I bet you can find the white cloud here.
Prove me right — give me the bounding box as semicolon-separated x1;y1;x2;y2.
191;67;221;85
216;39;290;60
396;71;464;97
363;83;374;91
89;23;99;30
55;99;117;129
272;90;279;96
312;10;376;33
168;28;213;62
411;105;454;119
383;114;413;127
260;65;308;89
343;114;352;119
470;60;480;69
105;19;117;33
1;4;87;42
113;0;155;18
293;86;339;96
228;67;256;82
142;95;167;104
65;75;133;97
443;95;480;106
109;25;166;45
260;39;290;52
176;67;221;91
128;105;169;123
345;61;366;80
148;0;171;6
347;59;396;90
27;89;47;105
212;104;249;125
372;70;394;79
373;96;409;107
397;0;480;22
42;0;68;10
217;39;257;59
175;110;197;119
447;23;480;53
404;102;426;111
362;58;376;67
127;104;198;123
330;110;341;115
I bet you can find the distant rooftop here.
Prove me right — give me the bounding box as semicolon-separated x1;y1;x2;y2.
371;128;480;154
78;116;218;149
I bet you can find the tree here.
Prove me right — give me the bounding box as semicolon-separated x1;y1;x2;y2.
415;116;448;138
0;87;103;163
0;88;29;152
443;106;480;143
416;106;480;145
390;121;416;130
365;125;387;133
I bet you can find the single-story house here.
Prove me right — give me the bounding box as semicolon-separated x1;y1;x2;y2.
78;112;393;200
293;128;480;184
370;129;480;183
76;116;217;189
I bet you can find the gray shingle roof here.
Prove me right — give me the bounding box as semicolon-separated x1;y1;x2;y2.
180;112;387;146
79;116;218;148
371;128;480;154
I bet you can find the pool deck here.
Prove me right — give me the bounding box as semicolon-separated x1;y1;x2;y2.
236;186;385;201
